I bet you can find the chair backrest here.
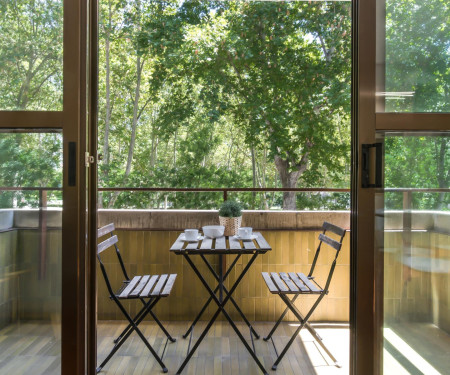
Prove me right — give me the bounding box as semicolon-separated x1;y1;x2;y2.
97;223;130;296
308;221;346;293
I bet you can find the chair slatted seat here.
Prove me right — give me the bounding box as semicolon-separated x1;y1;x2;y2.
262;221;346;370
96;223;177;374
263;272;325;294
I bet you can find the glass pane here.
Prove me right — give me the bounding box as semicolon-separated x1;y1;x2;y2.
0;131;62;374
0;1;63;111
377;0;449;112
382;132;450;375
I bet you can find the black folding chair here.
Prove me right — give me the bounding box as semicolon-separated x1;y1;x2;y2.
96;223;177;373
261;221;346;370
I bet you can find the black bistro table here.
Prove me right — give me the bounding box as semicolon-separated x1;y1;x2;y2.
170;232;272;375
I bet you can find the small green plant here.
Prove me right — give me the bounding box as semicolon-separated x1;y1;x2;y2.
218;200;242;218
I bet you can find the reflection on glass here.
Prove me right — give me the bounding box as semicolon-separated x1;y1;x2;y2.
380;0;449;112
0;132;62;374
0;1;63;110
383;133;450;375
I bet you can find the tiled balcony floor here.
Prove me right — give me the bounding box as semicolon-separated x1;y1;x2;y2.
3;320;448;374
0;321;349;375
96;321;349;375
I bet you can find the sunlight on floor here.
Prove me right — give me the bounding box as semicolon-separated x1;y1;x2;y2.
294;323;350;375
383;328;443;375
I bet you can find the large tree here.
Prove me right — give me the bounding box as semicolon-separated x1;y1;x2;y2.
164;1;351;209
98;0;352;210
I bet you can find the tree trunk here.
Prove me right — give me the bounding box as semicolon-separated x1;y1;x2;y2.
125;57;143;177
173;129;177;168
103;0;113;167
108;0;144;208
251;147;257;208
150;130;158;169
274;154;309;210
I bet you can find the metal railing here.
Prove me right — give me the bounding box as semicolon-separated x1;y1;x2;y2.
97;187;350;203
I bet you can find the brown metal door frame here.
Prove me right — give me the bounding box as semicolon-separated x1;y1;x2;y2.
0;0;92;374
62;0;90;374
352;1;450;375
87;0;99;373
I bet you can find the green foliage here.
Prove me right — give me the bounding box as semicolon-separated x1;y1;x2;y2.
384;135;449;210
296;192;350;211
219;200;242;218
1;1;448;213
0;133;62;208
96;0;352;210
0;0;63;110
385;0;449;112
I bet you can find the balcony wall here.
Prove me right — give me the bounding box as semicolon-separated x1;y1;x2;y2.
0;209;61;329
97;210;351;323
1;209;449;331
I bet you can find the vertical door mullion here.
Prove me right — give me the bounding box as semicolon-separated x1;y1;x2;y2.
62;0;88;374
354;0;450;374
87;0;99;372
352;0;380;374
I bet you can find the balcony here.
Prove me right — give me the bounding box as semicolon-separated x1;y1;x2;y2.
1;206;450;374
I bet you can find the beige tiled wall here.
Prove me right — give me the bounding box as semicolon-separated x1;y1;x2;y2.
0;229;61;327
97;229;351;322
384;231;450;333
0;231;17;329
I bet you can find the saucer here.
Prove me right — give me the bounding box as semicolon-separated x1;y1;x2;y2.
233;234;257;241
180;234;204;242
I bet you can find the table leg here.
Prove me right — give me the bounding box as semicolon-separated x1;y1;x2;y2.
177;253;268;375
199;254;260;339
182;254;242;338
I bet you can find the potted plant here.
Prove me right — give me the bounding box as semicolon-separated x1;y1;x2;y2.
218;200;243;236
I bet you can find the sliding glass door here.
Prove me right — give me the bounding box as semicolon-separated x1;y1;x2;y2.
0;1;93;374
354;0;449;374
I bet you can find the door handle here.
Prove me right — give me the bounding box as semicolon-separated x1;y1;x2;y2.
68;142;76;186
362;143;382;188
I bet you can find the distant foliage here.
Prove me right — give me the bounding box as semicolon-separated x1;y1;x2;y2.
0;0;63;110
0;133;62;208
96;0;352;210
384;135;449;210
4;1;447;212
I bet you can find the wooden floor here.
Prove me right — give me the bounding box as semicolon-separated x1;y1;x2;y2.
0;321;349;375
2;320;449;375
383;323;450;375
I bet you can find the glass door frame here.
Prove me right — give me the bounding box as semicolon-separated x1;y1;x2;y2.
352;1;450;375
83;0;450;373
0;1;94;374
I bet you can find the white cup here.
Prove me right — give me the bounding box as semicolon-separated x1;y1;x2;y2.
238;227;252;239
184;229;198;241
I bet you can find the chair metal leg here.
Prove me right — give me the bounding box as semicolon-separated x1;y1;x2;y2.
271;293;330;370
97;297;168;373
148;309;176;342
304;322;340;367
263;294;299;341
112;298;158;344
113;297;176;344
